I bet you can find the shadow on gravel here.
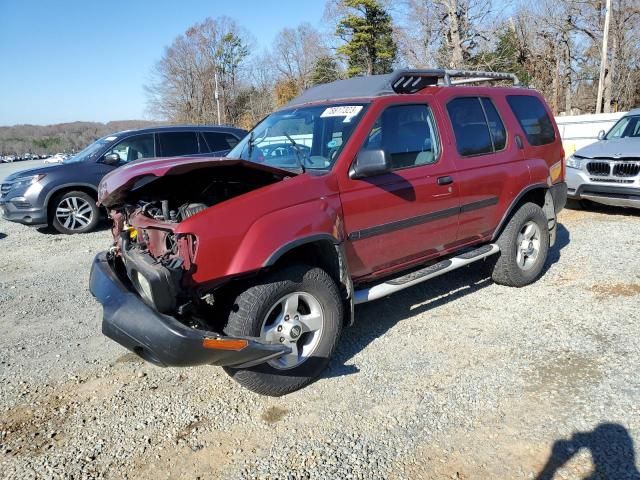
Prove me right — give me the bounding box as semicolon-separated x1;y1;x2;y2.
0;232;6;240
35;220;111;235
324;224;571;379
568;200;640;218
542;223;570;275
536;423;640;480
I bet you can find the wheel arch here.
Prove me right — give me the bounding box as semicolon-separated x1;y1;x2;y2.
265;235;355;326
492;183;549;242
45;183;99;223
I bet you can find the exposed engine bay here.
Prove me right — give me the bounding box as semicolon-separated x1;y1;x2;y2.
121;164;289;223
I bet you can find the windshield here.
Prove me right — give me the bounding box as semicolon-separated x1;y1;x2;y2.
227;103;368;171
605;115;640;139
64;137;115;164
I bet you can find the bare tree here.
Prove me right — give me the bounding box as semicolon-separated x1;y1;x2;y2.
272;23;328;91
395;0;493;68
146;17;251;125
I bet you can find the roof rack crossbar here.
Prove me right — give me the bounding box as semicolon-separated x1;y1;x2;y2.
284;68;522;108
390;68;519;93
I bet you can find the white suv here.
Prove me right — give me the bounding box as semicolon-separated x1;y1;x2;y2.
566;108;640;209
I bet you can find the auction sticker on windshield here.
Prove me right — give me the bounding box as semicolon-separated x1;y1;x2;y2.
320;106;363;123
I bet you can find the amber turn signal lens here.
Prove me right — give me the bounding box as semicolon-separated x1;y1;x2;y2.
202;337;248;351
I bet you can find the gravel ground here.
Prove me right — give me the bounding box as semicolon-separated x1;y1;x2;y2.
1;203;639;479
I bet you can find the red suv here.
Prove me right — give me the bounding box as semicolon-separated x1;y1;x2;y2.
90;69;567;396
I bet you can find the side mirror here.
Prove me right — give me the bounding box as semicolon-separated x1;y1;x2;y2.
597;130;606;140
103;153;121;165
349;149;391;179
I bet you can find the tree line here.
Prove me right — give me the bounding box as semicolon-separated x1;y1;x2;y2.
0;121;159;156
146;0;640;130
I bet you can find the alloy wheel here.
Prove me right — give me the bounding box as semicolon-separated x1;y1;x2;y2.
516;221;541;271
55;196;94;231
259;291;325;370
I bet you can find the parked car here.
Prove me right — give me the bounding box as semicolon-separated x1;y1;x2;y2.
89;69;567;396
566;108;640;209
43;153;66;164
0;125;246;234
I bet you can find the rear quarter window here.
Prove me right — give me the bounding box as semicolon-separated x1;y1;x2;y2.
506;95;556;146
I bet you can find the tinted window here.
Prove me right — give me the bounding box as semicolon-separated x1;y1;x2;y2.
202;132;239;152
158;132;199;156
447;98;493;156
361;104;439;170
506;95;555;146
103;134;154;164
481;98;506;151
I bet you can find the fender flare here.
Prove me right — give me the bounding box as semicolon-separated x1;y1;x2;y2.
263;233;340;267
491;183;548;241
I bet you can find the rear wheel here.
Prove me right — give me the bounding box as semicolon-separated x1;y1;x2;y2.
51;191;99;234
223;265;343;396
491;202;550;287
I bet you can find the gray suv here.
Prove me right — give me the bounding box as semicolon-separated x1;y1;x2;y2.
566;108;640;209
0;125;246;234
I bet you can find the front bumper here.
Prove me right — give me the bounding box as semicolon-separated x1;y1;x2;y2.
566;167;640;208
89;252;289;368
0;197;48;225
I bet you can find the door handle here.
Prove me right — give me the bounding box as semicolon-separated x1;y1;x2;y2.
437;176;453;185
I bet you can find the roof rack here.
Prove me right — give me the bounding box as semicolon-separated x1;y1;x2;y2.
391;69;520;93
284;68;521;108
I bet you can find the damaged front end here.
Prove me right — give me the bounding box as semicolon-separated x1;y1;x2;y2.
107;208;196;316
89;157;294;367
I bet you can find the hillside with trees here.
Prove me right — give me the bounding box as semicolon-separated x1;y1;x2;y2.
0;120;161;156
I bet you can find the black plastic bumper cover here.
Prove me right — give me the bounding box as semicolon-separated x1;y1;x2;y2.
89;252;288;368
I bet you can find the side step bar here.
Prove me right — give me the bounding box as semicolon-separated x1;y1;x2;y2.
353;244;500;304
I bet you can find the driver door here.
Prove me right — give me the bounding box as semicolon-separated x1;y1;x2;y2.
338;103;460;280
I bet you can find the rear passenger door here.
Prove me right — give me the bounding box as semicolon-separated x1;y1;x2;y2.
200;131;240;155
156;131;200;157
339;102;460;279
445;95;529;243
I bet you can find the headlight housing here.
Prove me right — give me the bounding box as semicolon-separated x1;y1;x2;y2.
10;174;46;191
565;155;584;170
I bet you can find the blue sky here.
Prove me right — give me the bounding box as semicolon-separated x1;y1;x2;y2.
0;0;326;126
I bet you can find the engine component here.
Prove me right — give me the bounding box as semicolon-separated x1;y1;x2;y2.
179;203;208;220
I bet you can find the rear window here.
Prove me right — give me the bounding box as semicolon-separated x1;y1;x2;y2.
481;98;506;151
157;132;199;156
506;95;556;146
447;97;492;156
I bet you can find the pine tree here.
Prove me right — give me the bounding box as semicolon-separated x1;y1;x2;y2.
336;0;397;77
311;56;342;85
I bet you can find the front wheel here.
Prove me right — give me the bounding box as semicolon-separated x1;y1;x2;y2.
491;202;550;287
223;265;343;396
51;191;99;234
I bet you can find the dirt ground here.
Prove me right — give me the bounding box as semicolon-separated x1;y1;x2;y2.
1;200;639;479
